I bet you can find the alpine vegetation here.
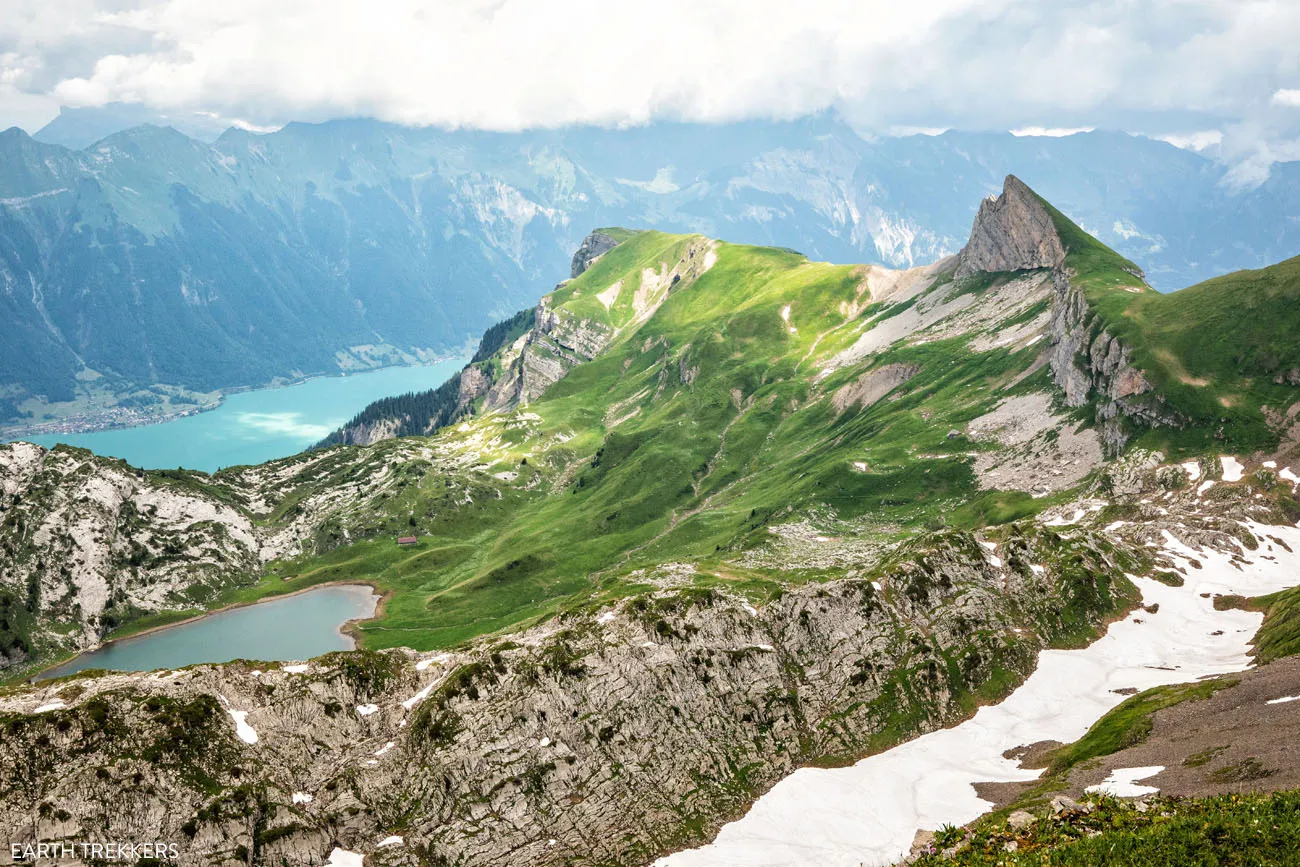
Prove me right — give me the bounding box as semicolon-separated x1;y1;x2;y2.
2;178;1300;867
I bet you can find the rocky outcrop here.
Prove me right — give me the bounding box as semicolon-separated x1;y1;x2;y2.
481;298;615;410
956;175;1066;278
0;445;264;663
0;527;1135;867
571;230;623;278
455;364;493;411
1047;272;1182;454
487;237;715;411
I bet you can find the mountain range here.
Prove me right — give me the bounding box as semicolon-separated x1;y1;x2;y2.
2;113;1298;429
1;177;1299;865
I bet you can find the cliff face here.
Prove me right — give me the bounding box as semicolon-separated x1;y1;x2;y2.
1047;273;1182;453
956;174;1177;453
485;235;713;411
571;230;622;278
0;528;1135;867
955;175;1066;278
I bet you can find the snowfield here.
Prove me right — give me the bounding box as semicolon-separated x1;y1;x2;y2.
658;519;1300;867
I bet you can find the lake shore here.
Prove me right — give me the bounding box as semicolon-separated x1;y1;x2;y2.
33;581;383;683
1;350;468;441
9;356;470;473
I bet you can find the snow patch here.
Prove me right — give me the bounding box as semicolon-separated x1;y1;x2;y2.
657;520;1300;867
539;737;552;747
1086;766;1164;798
292;792;313;804
1220;456;1244;482
356;704;379;716
416;652;452;672
282;664;309;674
375;741;395;757
33;701;66;714
1197;480;1216;496
402;681;436;710
596;611;616;625
218;696;258;744
1266;695;1300;705
378;835;404;847
326;848;364;867
1180;460;1201;482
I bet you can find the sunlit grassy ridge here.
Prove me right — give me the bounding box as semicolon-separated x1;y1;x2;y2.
252;229;1061;650
69;204;1300;658
1037;187;1300;452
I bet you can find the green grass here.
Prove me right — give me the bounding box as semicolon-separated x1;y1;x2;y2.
914;790;1300;866
1045;679;1238;778
201;227;1079;655
1251;584;1300;664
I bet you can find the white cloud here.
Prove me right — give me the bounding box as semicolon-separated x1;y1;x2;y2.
233;411;335;440
1010;127;1094;137
0;0;1298;177
1154;130;1223;151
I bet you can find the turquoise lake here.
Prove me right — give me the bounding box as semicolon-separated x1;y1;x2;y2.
38;585;380;680
22;359;465;472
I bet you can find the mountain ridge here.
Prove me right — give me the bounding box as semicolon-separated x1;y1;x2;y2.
1;180;1299;865
4;117;1300;431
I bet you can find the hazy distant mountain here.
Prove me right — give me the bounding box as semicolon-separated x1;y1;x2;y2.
1;114;1297;422
33;103;243;149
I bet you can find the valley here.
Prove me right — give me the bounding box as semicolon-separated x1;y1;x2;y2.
5;117;1300;433
1;177;1299;866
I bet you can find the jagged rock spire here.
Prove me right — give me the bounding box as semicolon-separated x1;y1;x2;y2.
955;175;1066;278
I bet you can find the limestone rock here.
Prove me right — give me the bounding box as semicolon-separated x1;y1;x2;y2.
0;529;1134;866
955;176;1066;279
571;230;622;279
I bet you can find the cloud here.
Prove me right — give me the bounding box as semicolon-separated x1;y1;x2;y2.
233;411;335;441
1010;127;1094;137
1154;130;1223;151
1;0;1299;175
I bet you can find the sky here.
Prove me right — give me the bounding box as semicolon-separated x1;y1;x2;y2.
3;0;1300;182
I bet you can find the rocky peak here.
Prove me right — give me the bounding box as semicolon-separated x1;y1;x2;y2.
955;175;1066;278
570;229;621;278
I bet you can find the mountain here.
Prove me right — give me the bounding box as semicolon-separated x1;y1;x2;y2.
33;102;242;149
4;115;1299;430
1;179;1300;865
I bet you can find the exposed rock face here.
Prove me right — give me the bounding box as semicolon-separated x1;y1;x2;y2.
455;364;493;412
1047;272;1182;454
956;176;1066;278
0;528;1134;867
482;298;614;410
0;445;264;661
332;416;404;446
571;230;622;278
488;237;715;411
832;363;921;413
0;436;504;673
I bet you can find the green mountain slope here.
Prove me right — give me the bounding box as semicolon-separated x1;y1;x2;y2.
3;178;1300;866
11;175;1299;666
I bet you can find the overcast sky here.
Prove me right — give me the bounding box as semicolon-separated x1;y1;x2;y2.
3;0;1300;181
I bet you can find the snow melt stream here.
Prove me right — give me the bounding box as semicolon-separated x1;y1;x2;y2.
658;520;1300;867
